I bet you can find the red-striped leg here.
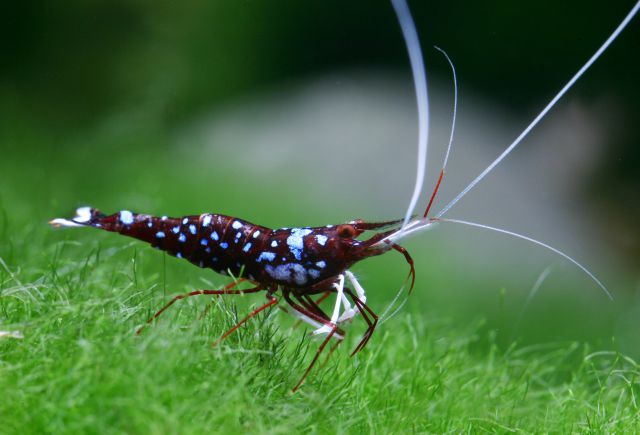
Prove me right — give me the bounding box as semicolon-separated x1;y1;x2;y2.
198;278;248;319
283;290;344;337
314;274;345;336
344;288;378;355
137;281;260;335
285;291;333;329
320;336;344;369
283;289;345;392
292;324;339;393
211;289;275;347
313;291;333;305
392;243;416;293
301;292;332;320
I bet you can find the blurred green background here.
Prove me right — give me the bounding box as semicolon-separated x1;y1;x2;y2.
1;0;639;353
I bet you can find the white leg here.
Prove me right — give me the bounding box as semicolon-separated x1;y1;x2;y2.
313;274;344;336
337;292;355;323
329;274;345;324
286;308;344;340
345;270;366;304
337;270;368;324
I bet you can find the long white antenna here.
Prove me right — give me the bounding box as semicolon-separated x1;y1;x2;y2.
433;46;458;171
420;46;459;220
435;218;613;300
376;215;611;298
435;1;640;219
391;0;431;229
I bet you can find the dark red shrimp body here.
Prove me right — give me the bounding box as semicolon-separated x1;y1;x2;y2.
51;206;414;392
56;208;405;292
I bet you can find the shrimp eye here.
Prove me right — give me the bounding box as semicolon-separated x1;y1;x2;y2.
337;225;356;238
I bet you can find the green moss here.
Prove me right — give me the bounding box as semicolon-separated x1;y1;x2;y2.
1;118;639;433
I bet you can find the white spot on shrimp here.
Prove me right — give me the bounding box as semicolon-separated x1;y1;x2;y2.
211;231;219;241
316;235;328;246
182;218;188;225
119;210;134;225
316;261;326;268
243;242;252;253
265;263;307;285
271;240;278;247
178;233;187;243
235;231;241;240
287;228;312;260
172;226;180;234
257;252;276;263
232;221;243;230
161;216;168;220
220;242;229;249
147;221;153;228
253;230;261;238
74;207;92;223
189;224;197;234
325;224;333;228
156;231;166;239
202;215;212;226
309;269;321;280
176;252;183;258
200;239;208;246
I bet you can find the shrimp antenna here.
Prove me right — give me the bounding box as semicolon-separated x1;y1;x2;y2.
433;218;613;300
391;0;431;229
435;1;640;219
379;46;458;323
378;214;611;299
423;45;458;219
